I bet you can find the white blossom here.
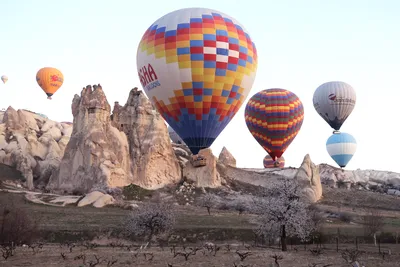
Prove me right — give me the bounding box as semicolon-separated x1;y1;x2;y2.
251;178;315;251
126;202;175;245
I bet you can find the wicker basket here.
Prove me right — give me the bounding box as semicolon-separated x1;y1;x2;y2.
192;158;207;167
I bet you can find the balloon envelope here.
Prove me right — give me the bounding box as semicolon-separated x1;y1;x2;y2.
136;7;258;155
313;81;356;131
36;67;64;99
1;75;8;84
263;155;285;168
326;132;357;168
168;125;184;144
245;88;304;160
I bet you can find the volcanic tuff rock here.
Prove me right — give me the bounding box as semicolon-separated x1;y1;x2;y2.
0;107;71;189
319;163;400;191
295;154;323;202
111;87;181;189
218;146;236;167
3;85;400;197
47;84;132;193
218;154;322;202
182;148;222;188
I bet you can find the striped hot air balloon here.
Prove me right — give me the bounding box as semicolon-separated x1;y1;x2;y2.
136;7;258;155
326;132;357;168
245;88;304;162
263;155;285;168
313;81;356;132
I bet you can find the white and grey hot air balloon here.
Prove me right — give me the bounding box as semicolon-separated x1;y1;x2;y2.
1;75;8;84
313;81;356;132
168;125;184;144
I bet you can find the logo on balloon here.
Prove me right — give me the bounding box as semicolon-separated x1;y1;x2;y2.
138;64;160;91
50;75;63;83
329;94;356;106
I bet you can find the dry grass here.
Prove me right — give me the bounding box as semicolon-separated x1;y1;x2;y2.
1;243;399;267
321;187;400;212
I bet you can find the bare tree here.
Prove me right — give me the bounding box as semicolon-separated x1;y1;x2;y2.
252;178;315;251
126;202;175;247
232;196;251;215
198;193;219;215
363;208;384;246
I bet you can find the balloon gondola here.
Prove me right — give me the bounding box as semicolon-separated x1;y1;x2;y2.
263;155;285;168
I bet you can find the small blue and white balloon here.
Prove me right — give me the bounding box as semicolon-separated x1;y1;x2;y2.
326;132;357;168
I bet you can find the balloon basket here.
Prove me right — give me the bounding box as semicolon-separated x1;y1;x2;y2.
191;155;207;168
47;96;52;100
333;130;340;134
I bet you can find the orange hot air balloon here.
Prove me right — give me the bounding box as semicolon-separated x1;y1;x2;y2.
36;67;64;100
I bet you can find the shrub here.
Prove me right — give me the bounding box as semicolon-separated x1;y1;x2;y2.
0;203;39;245
339;212;352;223
123;184;153;201
125;202;175;247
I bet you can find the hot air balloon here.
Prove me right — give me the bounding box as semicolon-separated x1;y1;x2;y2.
313;81;356;132
1;75;8;84
245;89;304;164
168;125;184;144
326;132;357;168
263;155;285;168
36;67;64;99
136;7;258;157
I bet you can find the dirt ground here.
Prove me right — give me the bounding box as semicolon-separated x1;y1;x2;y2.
1;243;399;267
2;183;400;266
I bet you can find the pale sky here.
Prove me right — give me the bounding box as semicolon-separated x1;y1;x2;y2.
1;0;399;172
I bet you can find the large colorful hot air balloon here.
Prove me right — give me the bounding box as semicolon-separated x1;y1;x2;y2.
136;7;258;155
326;132;357;168
245;89;304;163
168;125;184;144
36;67;64;100
1;75;8;84
313;81;356;132
263;155;285;168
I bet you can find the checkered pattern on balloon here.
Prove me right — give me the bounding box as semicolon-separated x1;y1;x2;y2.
138;12;257;154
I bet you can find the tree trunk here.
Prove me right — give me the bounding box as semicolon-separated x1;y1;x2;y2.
147;229;154;248
281;225;287;251
373;232;377;247
207;207;211;215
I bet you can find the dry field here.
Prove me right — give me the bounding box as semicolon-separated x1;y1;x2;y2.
2;173;400;266
1;243;400;267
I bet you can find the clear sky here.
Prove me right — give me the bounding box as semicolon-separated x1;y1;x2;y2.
1;0;399;171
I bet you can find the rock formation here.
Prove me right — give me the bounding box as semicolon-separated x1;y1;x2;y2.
3;85;400;197
111;88;181;189
218;154;322;202
172;143;191;169
218;147;236;167
183;148;222;188
319;163;400;191
0;107;71;189
295;154;323;202
47;85;132;193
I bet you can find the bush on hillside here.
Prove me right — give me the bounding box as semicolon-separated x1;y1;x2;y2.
0;202;39;245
